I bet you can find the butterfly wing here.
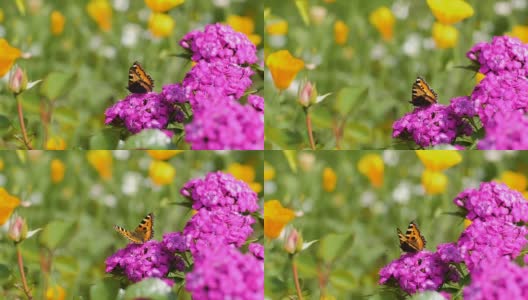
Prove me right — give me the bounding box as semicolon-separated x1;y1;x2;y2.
397;222;426;253
133;213;154;242
410;77;437;106
127;61;154;94
114;213;154;244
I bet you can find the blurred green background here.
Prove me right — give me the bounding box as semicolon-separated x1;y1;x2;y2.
264;150;528;299
0;0;263;149
264;0;527;149
0;150;263;299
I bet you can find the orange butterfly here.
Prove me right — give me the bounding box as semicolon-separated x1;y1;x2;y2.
114;213;154;244
127;61;154;94
397;221;426;253
410;77;437;106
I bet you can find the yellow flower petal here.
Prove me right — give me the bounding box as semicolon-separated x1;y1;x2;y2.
0;39;22;77
265;50;304;91
264;200;295;239
86;0;112;32
145;0;184;13
357;154;384;188
334;20;349;46
149;13;175;38
46;137;66;150
46;284;66;300
422;169;448;195
51;159;65;184
508;25;528;43
51;11;66;36
427;0;474;25
149;160;176;185
266;20;288;36
322;167;337;192
146;150;183;160
497;171;527;192
0;188;21;225
264;162;276;181
416;150;462;171
369;6;395;41
87;150;113;180
432;22;459;49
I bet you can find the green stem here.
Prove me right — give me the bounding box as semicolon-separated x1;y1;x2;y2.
16;244;32;300
304;107;316;150
291;256;303;300
15;95;32;149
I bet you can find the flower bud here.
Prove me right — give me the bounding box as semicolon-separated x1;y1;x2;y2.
8;216;27;243
284;228;303;254
8;67;27;95
298;80;317;107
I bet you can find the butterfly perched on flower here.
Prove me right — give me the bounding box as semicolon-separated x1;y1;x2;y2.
127;61;154;94
114;213;154;244
410;77;437;106
397;221;426;253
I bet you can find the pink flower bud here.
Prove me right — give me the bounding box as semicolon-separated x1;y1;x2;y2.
8;216;27;243
8;67;27;95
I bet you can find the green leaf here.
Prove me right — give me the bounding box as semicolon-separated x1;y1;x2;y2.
317;233;354;264
0;264;10;282
334;86;368;117
39;220;76;250
0;115;11;129
40;72;73;100
90;278;121;300
26;80;43;91
329;269;356;290
123;129;172;149
90;129;121;149
294;0;310;26
124;278;173;300
283;150;297;173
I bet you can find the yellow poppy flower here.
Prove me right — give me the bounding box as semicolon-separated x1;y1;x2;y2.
427;0;474;25
508;25;528;43
421;169;448;195
226;15;261;46
149;13;175;38
432;22;458;49
498;171;527;193
416;150;462;172
357;154;384;188
334;20;349;46
264;162;276;181
146;150;183;160
0;39;22;77
51;11;66;36
266;50;304;91
369;6;395;41
46;285;66;300
266;20;288;36
145;0;184;13
86;0;112;32
46;137;66;150
87;150;113;180
149;160;176;185
51;159;65;184
322;167;337;192
0;188;21;225
227;163;262;193
264;200;295;239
